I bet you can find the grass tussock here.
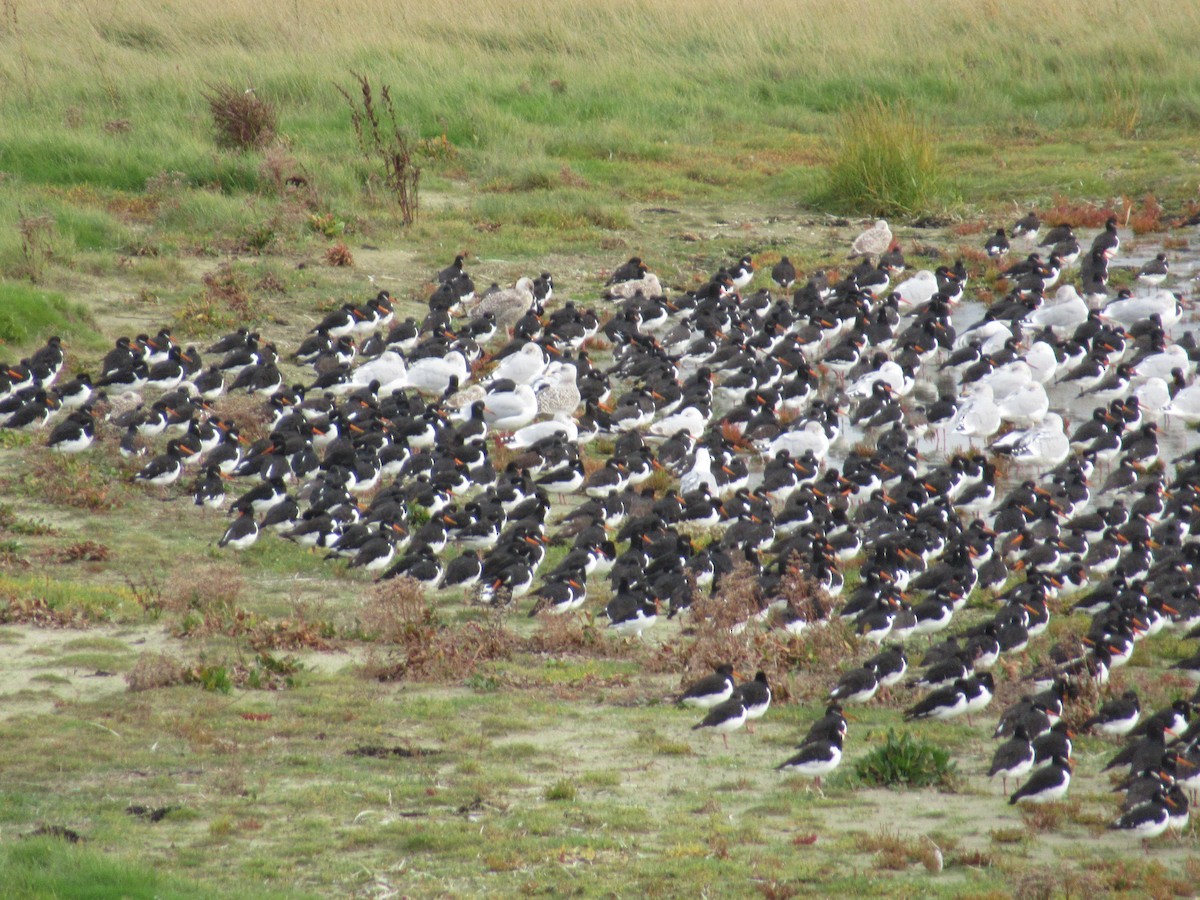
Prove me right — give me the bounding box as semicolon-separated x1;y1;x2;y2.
125;650;190;691
821;97;942;217
544;779;577;802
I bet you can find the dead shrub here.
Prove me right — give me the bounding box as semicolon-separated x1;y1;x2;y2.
246;614;337;652
201;262;253;314
1018;799;1076;833
0;596;85;627
756;881;800;900
177;263;262;335
859;826;929;871
203;84;277;151
224;652;303;690
1127;194;1163;234
1060;669;1103;733
358;581;517;682
123;575;164;618
358;577;433;644
258;145;315;204
325;242;354;267
1038;196;1116;230
15;213;56;283
211;393;271;443
397;616;516;682
163;562;244;617
254;271;287;295
338;73;420;225
645;559;854;704
1093;859;1191;897
0;542;29;569
58;541;111;563
559;165;589;188
525;612;606;655
1032;195;1160;237
126;651;189;692
951;219;988;236
417;132;457;161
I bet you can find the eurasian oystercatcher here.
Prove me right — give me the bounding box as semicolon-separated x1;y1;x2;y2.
692;694;747;749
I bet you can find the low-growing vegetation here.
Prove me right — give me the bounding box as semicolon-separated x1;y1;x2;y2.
1;1;1199;897
854;729;958;789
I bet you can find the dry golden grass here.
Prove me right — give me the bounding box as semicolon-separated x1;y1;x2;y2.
165;560;243;607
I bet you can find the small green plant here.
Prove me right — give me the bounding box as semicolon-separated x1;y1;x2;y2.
193;664;232;694
465;672;501;692
854;729;956;788
238;220;277;254
0;537;26;562
0;504;57;536
203;83;277;151
246;652;303;689
545;779;577;802
821;96;941;217
307;213;345;238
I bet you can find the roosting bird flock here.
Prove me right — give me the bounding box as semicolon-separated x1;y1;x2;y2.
8;209;1200;848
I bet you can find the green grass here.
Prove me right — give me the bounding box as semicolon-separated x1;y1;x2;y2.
0;283;100;348
0;837;255;900
0;0;1197;293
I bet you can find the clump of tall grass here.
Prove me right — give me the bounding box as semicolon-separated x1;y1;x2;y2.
820;97;942;217
203;83;277;151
